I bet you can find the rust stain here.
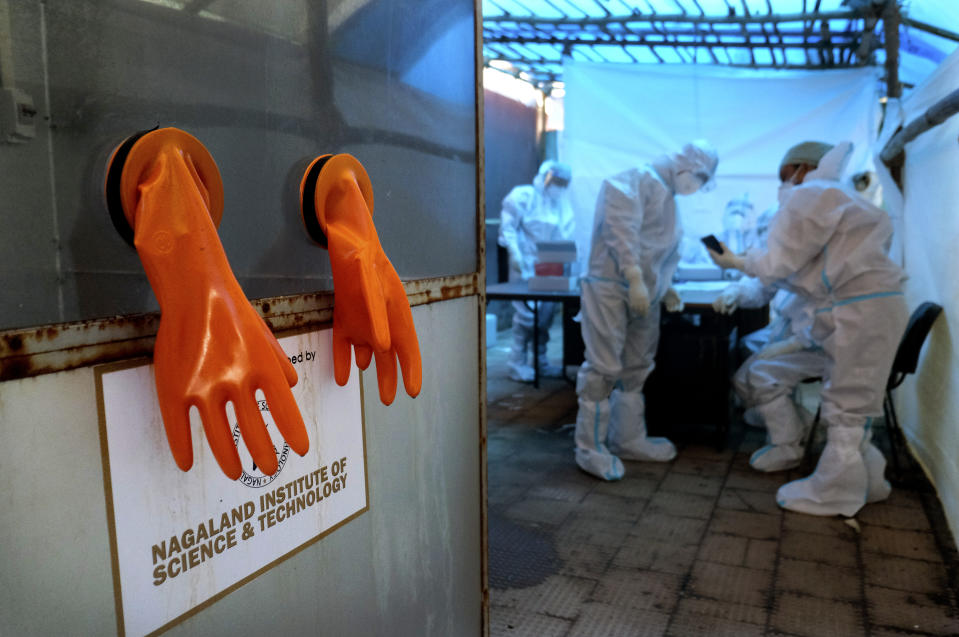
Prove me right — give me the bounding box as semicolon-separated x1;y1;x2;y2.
440;284;464;299
1;275;475;381
0;338;156;382
0;357;30;381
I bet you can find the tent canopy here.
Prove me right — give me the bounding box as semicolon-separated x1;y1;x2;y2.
483;0;959;95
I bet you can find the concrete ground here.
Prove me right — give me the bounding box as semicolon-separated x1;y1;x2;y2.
485;319;959;637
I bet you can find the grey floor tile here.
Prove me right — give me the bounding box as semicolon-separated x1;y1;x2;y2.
883;488;926;510
616;460;672;481
505;496;578;527
686;561;773;607
591;567;682;615
489;606;574;637
493;574;598;619
870;629;950;637
776;557;863;602
770;591;866;637
717;487;781;514
708;508;781;541
744;538;777;571
865;584;959;635
671;595;768;626
528;480;592;504
723;467;786;493
631;511;710;545
557;542;617;579
646;490;716;520
782;509;859;537
612;537;699;575
489;484;531;509
779;529;859;567
668;455;731;478
665;609;766;637
858;502;935;531
861;524;944;562
697;533;749;567
862;551;950;594
557;514;636;549
591;474;661;499
660;472;723;497
680;444;736;463
578;491;647;523
566;602;671;637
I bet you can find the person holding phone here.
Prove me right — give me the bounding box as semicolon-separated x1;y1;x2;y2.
573;140;718;481
707;141;907;517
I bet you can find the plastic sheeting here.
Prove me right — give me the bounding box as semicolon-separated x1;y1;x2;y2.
562;62;882;274
877;47;959;544
900;0;959;89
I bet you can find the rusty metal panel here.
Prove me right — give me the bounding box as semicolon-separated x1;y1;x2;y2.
0;274;478;381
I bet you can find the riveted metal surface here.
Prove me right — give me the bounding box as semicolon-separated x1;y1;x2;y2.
0;273;478;381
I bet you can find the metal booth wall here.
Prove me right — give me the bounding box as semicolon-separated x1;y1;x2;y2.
0;1;484;635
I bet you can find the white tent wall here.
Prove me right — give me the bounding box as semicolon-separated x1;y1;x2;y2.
879;48;959;544
563;62;882;275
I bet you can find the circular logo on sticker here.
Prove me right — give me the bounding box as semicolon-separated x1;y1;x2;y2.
232;399;291;488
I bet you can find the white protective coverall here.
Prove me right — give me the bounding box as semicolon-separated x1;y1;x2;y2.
723;277;826;472
498;161;575;381
741;143;907;516
575;141;718;480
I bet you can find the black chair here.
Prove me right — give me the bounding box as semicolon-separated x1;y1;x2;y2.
802;301;943;479
883;301;944;478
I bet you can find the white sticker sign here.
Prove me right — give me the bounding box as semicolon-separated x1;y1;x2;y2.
95;329;368;637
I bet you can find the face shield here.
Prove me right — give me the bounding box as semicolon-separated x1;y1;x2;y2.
535;161;572;198
694;169;716;193
674;140;718;194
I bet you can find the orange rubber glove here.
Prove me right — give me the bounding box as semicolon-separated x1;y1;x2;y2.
109;128;309;479
300;154;422;405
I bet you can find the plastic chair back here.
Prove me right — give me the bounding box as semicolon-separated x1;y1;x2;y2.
888;301;943;390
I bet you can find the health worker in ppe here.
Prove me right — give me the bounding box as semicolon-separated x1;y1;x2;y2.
574;140;719;481
498;160;576;382
708;141;907;517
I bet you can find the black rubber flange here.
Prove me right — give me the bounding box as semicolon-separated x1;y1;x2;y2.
300;154;334;247
104;126;157;247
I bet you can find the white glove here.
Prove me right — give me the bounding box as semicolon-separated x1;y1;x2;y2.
510;246;532;280
662;287;684;313
623;265;650;316
712;284;740;315
756;336;804;360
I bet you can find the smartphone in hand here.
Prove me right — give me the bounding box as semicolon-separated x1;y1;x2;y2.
701;234;724;254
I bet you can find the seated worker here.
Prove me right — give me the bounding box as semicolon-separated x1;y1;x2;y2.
708;141;907;517
498;160;575;382
575;140;718;481
715;271;826;472
714;198;823;473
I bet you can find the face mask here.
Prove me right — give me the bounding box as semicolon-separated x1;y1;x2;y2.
545;184;565;200
674;171;702;195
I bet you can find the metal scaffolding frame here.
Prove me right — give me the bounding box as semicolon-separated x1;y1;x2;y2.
482;0;959;95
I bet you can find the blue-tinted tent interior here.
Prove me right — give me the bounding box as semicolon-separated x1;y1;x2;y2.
483;0;959;94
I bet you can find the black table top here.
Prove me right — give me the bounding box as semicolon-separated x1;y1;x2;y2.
485;281;581;302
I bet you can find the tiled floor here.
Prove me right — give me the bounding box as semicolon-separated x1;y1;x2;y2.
485;320;959;637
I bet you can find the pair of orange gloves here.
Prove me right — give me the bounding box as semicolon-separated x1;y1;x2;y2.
110;128;421;480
